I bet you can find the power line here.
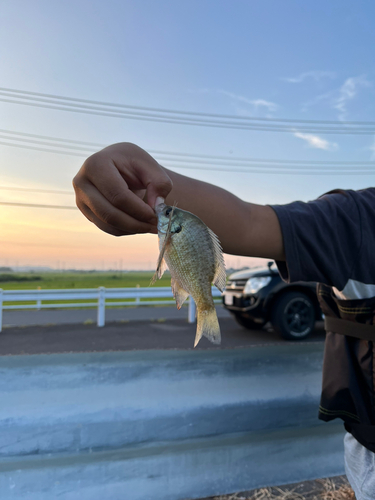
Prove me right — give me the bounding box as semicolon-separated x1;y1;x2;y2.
1;87;375;134
0;128;106;148
150;150;375;165
2;128;375;167
1;86;375;125
0;201;77;209
159;165;374;175
0;140;88;157
1;96;374;134
0;186;72;195
1;140;374;174
0;133;97;152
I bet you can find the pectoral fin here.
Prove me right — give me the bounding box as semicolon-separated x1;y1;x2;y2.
151;233;171;285
151;252;169;285
157;258;168;279
151;206;176;285
171;278;189;309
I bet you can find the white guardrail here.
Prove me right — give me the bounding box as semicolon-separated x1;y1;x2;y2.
0;287;223;332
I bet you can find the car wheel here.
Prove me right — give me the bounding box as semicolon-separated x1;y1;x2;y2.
271;291;315;340
233;314;265;330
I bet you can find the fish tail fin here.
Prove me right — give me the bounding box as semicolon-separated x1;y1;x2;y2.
194;307;221;348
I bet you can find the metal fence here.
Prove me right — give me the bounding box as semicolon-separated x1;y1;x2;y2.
0;286;223;331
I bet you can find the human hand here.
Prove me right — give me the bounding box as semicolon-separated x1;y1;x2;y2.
73;143;172;236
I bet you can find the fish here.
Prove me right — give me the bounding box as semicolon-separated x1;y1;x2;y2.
152;201;226;347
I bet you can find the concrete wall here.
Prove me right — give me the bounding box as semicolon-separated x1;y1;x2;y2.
0;343;345;499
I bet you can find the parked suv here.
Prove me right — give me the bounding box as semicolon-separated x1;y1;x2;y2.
222;262;323;340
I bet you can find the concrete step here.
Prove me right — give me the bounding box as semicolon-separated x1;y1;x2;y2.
0;345;324;457
0;342;345;499
0;425;344;500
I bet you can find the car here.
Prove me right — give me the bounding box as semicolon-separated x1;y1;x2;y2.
222;261;323;340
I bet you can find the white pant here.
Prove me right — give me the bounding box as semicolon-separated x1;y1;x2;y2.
344;432;375;500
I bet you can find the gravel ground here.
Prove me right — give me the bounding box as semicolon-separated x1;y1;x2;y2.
201;476;355;500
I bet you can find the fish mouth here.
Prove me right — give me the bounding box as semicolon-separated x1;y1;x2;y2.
157;221;168;233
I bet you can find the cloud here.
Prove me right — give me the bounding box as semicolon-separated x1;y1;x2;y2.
250;99;278;112
217;90;278;113
300;74;372;118
294;132;338;151
190;88;279;115
333;75;371;120
282;71;336;84
301;90;335;112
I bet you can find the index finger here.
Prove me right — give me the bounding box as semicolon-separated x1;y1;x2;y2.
82;154;157;224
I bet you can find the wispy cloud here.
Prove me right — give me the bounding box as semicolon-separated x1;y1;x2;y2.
301;74;372;118
217;90;278;113
193;88;278;115
282;71;336;84
333;75;371;120
301;90;335;112
294;132;338;151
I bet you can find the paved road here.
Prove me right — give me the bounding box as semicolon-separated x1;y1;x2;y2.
2;304;230;328
0;308;326;356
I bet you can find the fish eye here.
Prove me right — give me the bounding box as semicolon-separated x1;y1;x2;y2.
165;207;172;216
174;225;182;233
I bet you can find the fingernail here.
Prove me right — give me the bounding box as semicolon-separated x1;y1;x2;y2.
154;196;164;209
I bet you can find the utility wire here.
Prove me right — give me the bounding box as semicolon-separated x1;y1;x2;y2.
0;201;77;209
0;128;106;147
0;140;89;157
1;86;375;125
1;96;373;134
1;140;374;174
1;87;375;134
0;186;72;195
0;133;96;152
1;129;375;167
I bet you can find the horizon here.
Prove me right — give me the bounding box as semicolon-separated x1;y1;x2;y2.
0;262;267;274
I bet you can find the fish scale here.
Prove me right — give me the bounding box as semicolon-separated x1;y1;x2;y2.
166;228;215;309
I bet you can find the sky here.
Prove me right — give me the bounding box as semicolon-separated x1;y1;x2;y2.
0;0;375;270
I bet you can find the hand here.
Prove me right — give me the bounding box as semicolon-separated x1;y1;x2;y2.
73;143;172;236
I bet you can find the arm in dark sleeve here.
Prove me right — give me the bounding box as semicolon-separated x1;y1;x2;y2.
270;190;362;289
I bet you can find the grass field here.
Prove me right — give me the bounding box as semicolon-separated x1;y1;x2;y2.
0;271;172;290
0;271;175;308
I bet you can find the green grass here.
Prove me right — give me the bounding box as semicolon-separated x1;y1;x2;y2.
0;271;172;290
0;271;176;308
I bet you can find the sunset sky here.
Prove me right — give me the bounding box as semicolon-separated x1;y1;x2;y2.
1;1;375;270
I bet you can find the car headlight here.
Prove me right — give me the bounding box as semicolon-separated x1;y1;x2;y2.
243;276;272;294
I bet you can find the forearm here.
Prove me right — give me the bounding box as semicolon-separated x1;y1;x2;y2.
163;168;285;261
73;142;285;261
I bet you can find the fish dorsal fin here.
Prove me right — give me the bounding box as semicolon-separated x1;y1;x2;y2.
207;227;226;292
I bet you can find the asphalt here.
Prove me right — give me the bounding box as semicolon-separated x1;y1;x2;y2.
1;304;214;328
0;307;326;356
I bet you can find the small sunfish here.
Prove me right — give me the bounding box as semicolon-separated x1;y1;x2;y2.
152;201;226;347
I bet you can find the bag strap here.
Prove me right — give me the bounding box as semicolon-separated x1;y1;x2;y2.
324;316;375;341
